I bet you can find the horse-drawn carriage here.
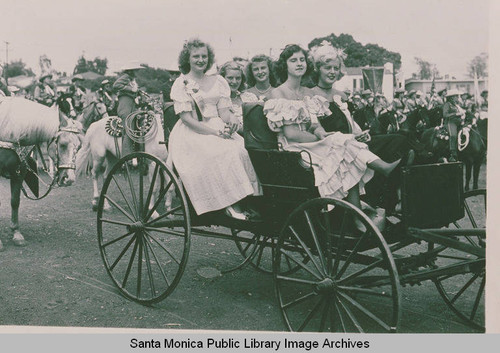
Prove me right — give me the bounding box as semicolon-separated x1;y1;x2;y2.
95;102;485;332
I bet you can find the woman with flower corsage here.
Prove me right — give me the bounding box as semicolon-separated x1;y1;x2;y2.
219;61;258;132
167;39;261;219
310;41;414;212
264;44;403;229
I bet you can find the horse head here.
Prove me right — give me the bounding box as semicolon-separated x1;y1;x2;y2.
56;93;77;119
48;112;84;186
78;101;108;132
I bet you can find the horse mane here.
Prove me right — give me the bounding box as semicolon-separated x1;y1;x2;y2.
0;97;59;146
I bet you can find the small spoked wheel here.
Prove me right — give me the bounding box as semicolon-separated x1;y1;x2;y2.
22;144;57;200
97;152;191;304
232;229;307;275
432;189;486;331
274;198;401;333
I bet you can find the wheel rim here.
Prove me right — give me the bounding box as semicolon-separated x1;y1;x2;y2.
432;189;486;331
274;198;401;332
97;152;190;304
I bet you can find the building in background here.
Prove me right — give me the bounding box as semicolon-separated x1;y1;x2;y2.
405;77;488;95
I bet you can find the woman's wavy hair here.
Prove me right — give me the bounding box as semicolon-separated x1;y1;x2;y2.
274;44;314;85
219;61;246;91
178;38;215;74
245;55;277;88
311;56;346;84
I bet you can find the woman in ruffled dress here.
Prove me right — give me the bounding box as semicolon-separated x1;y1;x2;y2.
244;55;277;101
219;61;258;130
264;44;401;219
167;39;261;219
310;42;414;211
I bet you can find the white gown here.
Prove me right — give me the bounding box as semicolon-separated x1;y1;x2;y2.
264;96;377;200
168;75;261;215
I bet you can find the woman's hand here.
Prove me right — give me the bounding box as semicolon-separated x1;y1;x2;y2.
355;130;371;143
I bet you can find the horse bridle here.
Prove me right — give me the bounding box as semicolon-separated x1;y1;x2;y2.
49;126;82;171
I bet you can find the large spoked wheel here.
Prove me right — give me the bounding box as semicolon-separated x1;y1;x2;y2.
22;144;57;200
274;198;401;332
432;189;486;331
97;152;191;305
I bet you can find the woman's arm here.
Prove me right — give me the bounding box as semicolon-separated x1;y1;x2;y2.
178;111;220;136
283;124;319;143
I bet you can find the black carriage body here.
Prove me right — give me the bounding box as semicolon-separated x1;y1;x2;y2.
401;162;464;228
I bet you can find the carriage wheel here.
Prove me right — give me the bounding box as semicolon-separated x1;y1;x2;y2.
22;144;57;200
232;229;307;275
432;189;486;331
97;152;191;304
274;198;401;332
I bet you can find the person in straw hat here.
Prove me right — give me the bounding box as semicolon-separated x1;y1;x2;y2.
443;88;466;162
113;61;144;156
33;73;56;107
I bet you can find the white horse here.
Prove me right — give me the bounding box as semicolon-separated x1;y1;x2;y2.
75;112;169;211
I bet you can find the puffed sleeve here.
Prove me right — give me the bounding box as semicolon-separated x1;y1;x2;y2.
240;91;259;103
215;75;232;110
263;98;310;132
305;95;332;124
170;76;194;114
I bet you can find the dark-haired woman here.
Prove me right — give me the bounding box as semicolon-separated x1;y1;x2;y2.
244;55;277;101
264;44;401;225
167;39;261;219
310;42;414;211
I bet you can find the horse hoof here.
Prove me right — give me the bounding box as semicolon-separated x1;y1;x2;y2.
92;203;98;212
12;237;27;247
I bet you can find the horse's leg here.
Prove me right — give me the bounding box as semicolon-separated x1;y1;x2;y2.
10;176;27;246
472;157;482;190
464;160;472;191
92;155;108;211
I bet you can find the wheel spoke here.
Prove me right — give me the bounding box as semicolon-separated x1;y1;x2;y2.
319;295;331;332
279;248;322;281
144;226;186;237
304;210;326;271
112;175;138;219
144;163;160;217
338;291;391;331
337;285;391;298
470;275;485;321
123;162;140;218
331;297;347;332
104;195;136;222
121;236;139;287
136;237;144;297
276;274;317;286
288;225;326;278
138;158;145;217
144;229;181;265
145;180;173;221
146;206;183;226
336;229;371;280
451;272;480;304
336;295;364;333
337;258;384;285
464;201;477;228
109;234;137;271
297;296;325;332
100;218;132;227
143;238;171;287
101;230;134;249
331;210;348;277
142;236;156;298
282;291;317;310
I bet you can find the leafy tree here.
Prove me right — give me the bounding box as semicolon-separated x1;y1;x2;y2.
308;33;402;71
467;53;488;78
414;57;439;80
135;65;174;95
4;59;35;78
73;55;108;75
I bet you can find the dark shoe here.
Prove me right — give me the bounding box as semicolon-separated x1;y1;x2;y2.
402;149;415;166
448;156;457;162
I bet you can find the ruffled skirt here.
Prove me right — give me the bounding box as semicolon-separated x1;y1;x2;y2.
284;133;377;199
167;117;261;215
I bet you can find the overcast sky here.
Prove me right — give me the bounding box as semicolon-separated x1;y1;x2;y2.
0;0;490;79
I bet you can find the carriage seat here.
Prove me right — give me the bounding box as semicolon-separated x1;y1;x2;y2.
162;102;179;146
242;103;317;202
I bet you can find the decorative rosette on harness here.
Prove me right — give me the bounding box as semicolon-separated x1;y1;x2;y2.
105;116;124;138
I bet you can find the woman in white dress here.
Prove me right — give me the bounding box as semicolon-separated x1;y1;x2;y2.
264;44;401;219
168;39;261;219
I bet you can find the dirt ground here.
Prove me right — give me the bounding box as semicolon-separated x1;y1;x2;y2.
0;164;486;333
